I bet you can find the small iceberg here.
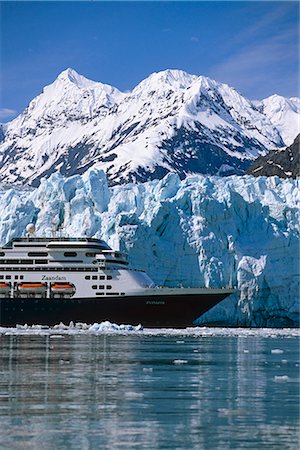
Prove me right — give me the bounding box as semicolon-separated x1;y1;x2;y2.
88;321;143;333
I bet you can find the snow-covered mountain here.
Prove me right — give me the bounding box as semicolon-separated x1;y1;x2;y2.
0;170;298;327
1;68;298;187
255;95;300;146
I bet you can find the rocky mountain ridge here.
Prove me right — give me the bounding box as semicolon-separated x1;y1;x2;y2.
247;134;300;178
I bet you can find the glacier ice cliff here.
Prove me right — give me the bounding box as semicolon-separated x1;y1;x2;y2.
0;170;298;327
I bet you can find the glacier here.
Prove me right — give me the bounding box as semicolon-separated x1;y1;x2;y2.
0;169;298;327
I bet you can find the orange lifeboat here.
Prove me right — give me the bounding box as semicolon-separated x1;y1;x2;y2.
51;283;73;290
18;283;47;293
0;282;10;293
51;282;75;296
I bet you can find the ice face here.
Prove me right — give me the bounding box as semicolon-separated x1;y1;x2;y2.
0;169;298;327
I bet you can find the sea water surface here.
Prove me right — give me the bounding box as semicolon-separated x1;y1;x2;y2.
0;325;299;450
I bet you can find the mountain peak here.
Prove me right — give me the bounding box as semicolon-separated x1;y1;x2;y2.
262;94;289;106
153;69;197;86
56;68;99;89
260;95;300;145
133;69;197;96
58;67;80;80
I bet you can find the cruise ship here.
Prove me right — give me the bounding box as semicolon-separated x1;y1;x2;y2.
0;229;234;327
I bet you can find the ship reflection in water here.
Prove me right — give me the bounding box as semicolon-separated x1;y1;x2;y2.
0;330;299;449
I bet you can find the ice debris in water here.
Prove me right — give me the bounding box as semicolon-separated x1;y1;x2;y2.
271;349;284;354
0;325;299;337
88;321;143;332
0;321;143;335
273;375;289;382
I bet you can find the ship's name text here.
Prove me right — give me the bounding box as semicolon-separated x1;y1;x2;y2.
146;300;166;305
41;275;67;281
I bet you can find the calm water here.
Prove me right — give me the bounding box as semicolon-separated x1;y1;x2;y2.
0;328;299;450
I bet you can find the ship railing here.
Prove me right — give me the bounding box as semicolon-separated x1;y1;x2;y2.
98;250;129;265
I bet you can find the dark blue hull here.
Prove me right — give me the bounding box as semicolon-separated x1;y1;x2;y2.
0;291;230;328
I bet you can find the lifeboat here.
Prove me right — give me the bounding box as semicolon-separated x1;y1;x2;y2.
51;282;75;296
0;282;10;296
18;283;47;293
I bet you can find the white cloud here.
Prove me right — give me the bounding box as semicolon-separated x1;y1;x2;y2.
0;108;17;121
209;29;298;99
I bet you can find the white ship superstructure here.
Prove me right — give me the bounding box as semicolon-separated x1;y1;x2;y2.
0;237;155;300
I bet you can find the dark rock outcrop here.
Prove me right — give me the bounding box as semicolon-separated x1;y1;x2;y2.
247;134;299;178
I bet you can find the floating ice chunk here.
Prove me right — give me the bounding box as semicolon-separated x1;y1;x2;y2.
74;322;90;330
54;322;71;330
142;367;153;373
88;321;143;332
271;349;284;354
274;375;289;382
124;391;144;400
173;359;188;364
218;408;247;416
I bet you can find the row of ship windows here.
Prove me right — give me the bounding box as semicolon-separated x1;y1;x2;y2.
0;267;98;272
96;292;125;296
0;259;40;264
0;252;97;258
0;259;81;264
0;275;24;280
85;275;112;280
92;285;112;290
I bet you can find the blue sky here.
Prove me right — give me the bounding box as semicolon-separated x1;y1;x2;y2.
1;1;299;121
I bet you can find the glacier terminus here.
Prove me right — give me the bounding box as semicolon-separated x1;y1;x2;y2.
0;169;298;327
